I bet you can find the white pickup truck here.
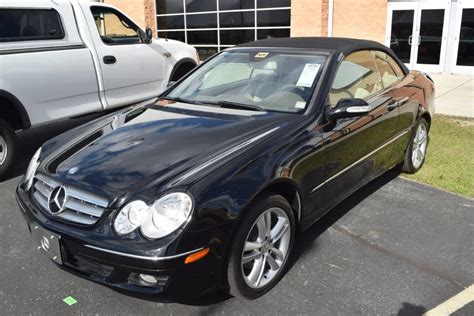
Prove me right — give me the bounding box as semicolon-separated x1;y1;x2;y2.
0;0;199;177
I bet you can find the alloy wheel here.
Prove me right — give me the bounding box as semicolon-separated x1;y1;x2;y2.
241;207;291;289
412;122;428;169
0;135;7;166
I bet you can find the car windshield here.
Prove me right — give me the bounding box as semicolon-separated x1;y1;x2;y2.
165;50;327;113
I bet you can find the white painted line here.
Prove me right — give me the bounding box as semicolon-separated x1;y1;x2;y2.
424;284;474;316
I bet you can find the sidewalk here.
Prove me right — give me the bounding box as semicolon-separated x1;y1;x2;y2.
428;73;474;118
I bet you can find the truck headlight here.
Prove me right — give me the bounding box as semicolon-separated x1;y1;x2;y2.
113;193;193;239
23;147;42;191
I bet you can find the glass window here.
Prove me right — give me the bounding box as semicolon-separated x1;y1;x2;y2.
187;30;217;45
156;0;184;14
219;0;254;10
157;15;185;29
374;51;404;78
186;13;217;29
389;10;414;63
0;9;64;41
257;10;290;27
185;0;217;13
195;47;219;60
166;50;327;113
417;9;445;65
329;51;383;107
91;6;141;45
158;31;185;42
373;53;399;88
456;9;474;66
220;30;255;45
257;0;291;8
257;28;290;39
220;11;254;28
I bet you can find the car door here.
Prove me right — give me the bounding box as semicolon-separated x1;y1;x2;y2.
83;4;165;108
315;50;401;214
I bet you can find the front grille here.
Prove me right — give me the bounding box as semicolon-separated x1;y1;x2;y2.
31;173;109;225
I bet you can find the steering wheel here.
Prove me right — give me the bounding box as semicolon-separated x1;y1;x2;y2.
281;84;307;99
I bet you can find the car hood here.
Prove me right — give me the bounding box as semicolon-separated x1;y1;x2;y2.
41;102;296;200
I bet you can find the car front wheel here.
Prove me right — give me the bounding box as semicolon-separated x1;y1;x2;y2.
227;194;295;300
0;119;16;179
402;118;429;174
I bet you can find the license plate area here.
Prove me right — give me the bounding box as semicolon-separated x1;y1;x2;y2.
31;224;62;265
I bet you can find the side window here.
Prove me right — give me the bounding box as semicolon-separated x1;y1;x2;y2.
90;7;141;45
329;50;383;107
0;9;64;42
373;51;400;88
385;54;405;78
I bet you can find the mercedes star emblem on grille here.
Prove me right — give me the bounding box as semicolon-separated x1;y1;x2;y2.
48;186;67;214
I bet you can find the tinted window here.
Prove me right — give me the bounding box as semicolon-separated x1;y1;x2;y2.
0;9;64;42
158;31;185;42
220;30;255;45
186;14;217;29
158;15;185;29
257;10;290;27
220;12;255;28
185;0;216;13
329;51;383;107
257;28;290;39
156;0;184;14
187;30;217;45
219;0;254;10
257;0;291;8
91;7;141;45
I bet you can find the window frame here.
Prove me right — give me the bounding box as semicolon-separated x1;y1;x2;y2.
90;6;143;46
0;8;65;43
373;50;405;89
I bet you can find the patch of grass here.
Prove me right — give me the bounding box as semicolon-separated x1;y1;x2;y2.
403;115;474;198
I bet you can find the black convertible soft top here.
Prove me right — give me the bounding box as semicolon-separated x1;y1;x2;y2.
237;37;409;74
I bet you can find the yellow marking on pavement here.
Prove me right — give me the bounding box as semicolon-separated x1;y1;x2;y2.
424;284;474;316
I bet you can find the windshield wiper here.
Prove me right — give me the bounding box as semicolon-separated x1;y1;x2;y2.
160;96;205;105
208;100;265;112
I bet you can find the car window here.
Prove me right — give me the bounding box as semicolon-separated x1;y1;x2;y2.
167;50;326;113
374;53;399;88
374;50;405;80
329;50;383;107
0;9;64;42
90;6;141;45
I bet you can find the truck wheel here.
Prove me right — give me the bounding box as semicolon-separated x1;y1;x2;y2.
171;61;196;82
0;119;16;179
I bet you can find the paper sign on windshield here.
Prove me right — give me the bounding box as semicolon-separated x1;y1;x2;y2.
296;63;321;87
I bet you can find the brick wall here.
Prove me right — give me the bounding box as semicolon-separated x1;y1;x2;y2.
291;0;328;37
332;0;387;43
104;0;157;33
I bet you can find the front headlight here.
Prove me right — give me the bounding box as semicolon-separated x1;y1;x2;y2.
23;147;42;191
113;193;193;239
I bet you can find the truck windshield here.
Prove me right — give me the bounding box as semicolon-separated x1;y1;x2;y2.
166;50;327;113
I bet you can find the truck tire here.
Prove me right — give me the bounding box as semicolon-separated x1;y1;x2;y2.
0;119;16;179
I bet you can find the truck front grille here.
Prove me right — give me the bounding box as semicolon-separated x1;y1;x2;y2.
31;173;109;225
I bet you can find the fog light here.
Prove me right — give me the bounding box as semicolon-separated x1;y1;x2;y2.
137;274;158;286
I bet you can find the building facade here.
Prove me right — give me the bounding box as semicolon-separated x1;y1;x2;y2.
103;0;473;74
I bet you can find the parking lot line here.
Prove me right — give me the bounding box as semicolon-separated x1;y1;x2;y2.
424;284;474;316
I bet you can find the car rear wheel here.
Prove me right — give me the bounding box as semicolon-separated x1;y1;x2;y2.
402;118;429;174
227;194;295;300
0;119;16;179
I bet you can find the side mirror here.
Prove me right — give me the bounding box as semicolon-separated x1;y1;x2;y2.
139;27;153;44
328;98;370;120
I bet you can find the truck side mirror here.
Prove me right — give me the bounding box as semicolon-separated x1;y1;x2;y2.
145;27;153;43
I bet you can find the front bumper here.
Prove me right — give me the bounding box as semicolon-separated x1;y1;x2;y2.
16;185;228;298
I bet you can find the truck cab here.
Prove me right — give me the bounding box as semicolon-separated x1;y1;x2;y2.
0;0;199;178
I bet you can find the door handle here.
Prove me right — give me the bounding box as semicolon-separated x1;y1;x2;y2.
103;55;116;64
387;97;409;111
408;35;413;46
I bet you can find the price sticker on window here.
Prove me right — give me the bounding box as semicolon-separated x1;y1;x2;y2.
296;63;321;87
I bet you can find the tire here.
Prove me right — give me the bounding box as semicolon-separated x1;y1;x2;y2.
0;119;16;180
227;194;295;300
402;118;429;174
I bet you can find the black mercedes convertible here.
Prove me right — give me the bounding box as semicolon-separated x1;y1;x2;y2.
16;37;434;300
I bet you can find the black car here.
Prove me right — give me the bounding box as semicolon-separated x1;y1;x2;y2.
16;37;434;300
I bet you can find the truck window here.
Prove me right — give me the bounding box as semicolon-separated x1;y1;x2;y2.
0;9;64;42
90;6;141;45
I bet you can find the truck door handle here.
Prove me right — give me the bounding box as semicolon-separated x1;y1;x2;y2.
103;55;116;64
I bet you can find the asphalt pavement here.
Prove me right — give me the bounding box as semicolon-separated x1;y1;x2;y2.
0;118;473;315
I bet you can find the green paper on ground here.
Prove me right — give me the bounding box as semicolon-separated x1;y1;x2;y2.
63;296;77;306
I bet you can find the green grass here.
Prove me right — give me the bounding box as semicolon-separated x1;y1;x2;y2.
403;115;474;198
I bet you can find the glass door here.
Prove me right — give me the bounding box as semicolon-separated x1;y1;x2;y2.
452;1;474;75
386;2;450;73
413;2;451;73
